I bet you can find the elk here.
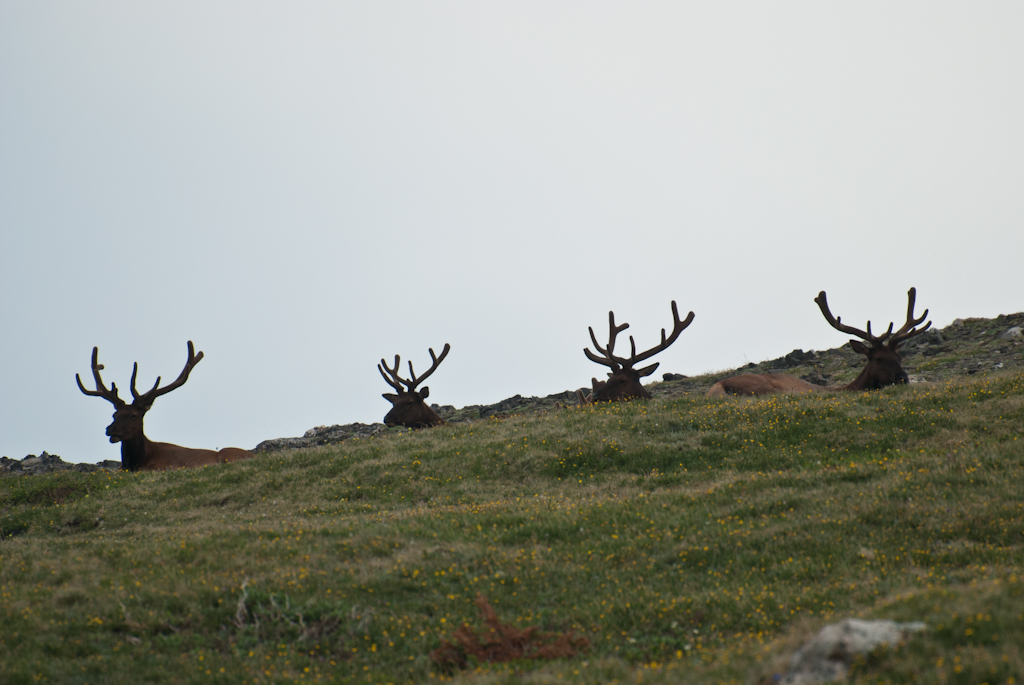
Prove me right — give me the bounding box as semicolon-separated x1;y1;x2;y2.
76;342;254;471
378;343;451;427
580;301;695;403
706;288;931;397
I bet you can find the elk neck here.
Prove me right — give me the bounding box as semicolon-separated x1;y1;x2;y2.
840;366;873;392
118;431;151;472
840;359;908;392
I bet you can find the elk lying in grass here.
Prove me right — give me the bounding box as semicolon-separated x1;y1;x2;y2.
76;342;254;471
707;288;931;397
579;301;695;403
379;343;451;427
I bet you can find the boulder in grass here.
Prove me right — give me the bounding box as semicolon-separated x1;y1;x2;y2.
781;618;926;685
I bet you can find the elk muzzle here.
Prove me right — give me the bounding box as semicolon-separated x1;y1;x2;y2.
105;419;123;443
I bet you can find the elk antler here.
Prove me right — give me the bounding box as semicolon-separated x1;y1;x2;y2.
887;287;931;349
378;354;406;393
76;346;127;408
378;344;451;393
585;311;631;371
815;288;931;350
584;301;695;371
815;291;892;346
130;341;205;409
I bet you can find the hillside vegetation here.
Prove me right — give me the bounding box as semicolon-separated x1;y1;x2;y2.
2;317;1023;684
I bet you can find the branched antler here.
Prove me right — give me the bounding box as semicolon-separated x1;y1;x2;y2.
814;291;890;344
378;344;451;393
131;341;204;409
584;301;694;372
76;347;127;408
378;355;406;393
585;312;631;371
76;342;204;411
888;287;931;348
815;288;931;350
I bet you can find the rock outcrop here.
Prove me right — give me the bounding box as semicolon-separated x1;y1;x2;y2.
0;452;121;477
780;618;926;684
253;422;388;453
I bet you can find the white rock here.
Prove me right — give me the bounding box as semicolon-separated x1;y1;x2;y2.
781;618;926;685
1002;326;1022;339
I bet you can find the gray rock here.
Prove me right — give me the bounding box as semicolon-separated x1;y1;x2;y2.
904;329;945;354
1002;326;1022;339
662;373;688;382
461;390;578;421
480;394;526;418
767;349;817;369
430;404;457;420
254;422;387;453
781;618;926;685
0;452;122;477
800;371;830;387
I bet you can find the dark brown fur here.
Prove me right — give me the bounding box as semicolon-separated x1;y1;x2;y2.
707;288;930;397
378;344;450;428
581;301;695;403
76;342;254;471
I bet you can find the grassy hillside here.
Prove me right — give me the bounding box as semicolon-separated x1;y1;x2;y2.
2;345;1024;683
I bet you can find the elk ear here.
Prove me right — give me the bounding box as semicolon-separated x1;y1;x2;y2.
419;386;430;399
636;362;660;378
382;393;398;404
849;340;870;355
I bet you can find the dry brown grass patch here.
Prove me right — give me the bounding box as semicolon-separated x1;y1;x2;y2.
430;594;588;673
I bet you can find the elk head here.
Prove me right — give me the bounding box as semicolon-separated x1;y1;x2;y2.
378;343;451;428
76;341;207;471
583;301;695;402
815;287;931;390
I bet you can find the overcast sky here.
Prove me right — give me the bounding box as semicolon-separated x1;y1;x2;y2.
2;2;1022;464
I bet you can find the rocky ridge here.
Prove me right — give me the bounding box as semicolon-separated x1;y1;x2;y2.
8;313;1023;468
256;312;1024;452
0;452;121;478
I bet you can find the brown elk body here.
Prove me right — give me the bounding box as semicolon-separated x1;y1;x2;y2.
707;288;931;397
580;301;695;403
379;344;450;428
76;342;254;471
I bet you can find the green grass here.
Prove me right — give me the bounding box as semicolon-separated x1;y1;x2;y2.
2;371;1023;684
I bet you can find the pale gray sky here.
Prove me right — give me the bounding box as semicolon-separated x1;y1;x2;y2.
2;2;1022;463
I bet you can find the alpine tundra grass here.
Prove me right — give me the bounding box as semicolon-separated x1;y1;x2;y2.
2;371;1023;684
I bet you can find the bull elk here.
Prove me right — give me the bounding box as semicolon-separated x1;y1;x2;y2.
379;343;451;427
76;342;254;471
580;301;695;403
707;288;931;397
